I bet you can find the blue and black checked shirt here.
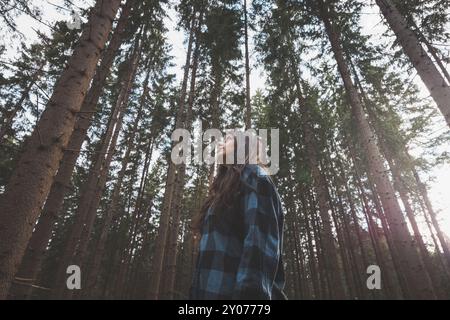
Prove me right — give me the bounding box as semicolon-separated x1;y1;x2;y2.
189;164;287;300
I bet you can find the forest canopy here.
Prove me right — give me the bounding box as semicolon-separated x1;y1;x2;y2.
0;0;449;300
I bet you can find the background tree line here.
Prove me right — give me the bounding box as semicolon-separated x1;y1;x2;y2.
0;0;449;299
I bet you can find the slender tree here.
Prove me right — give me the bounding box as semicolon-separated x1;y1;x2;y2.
244;0;251;129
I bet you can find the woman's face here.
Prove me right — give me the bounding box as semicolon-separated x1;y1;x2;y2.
216;134;234;163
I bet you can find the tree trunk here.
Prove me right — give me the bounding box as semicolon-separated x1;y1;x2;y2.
420;199;450;279
292;212;309;298
375;0;450;128
71;48;140;300
348;147;398;299
421;34;450;86
0;0;122;299
51;46;139;299
244;0;251;130
348;135;411;298
305;141;346;299
333;179;366;299
410;161;450;270
161;21;201;299
351;52;445;297
294;78;346;298
298;189;321;298
147;11;197;300
350;56;442;297
206;56;223;186
286;209;303;298
83;67;152;298
387;156;445;298
120;138;154;299
332;147;374;295
308;190;331;299
10;2;132;300
317;0;435;299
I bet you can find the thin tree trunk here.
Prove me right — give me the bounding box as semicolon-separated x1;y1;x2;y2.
421;35;450;86
334;181;366;299
349;138;411;299
84;67;152;298
293;219;309;298
181;167;207;298
326;183;355;299
128;212;154;299
83;143;131;298
52;92;122;299
71;46;142;299
294;80;346;298
410;160;450;270
387;156;445;298
350;150;400;299
298;189;321;298
332;147;374;297
206;57;223;186
350;56;442;297
147;11;197;300
285;189;308;298
161;20;201;299
0;0;122;299
51;46;139;299
352;52;445;297
342;68;405;299
420;199;450;279
375;0;450;128
404;15;450;86
308;190;331;299
286;211;303;298
244;0;251;129
120;138;154;298
322;143;368;299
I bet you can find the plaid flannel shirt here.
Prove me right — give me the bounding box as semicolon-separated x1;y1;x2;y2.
189;164;287;300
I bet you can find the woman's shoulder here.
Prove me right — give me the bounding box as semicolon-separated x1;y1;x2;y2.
241;163;267;178
242;163;271;175
240;165;283;215
241;164;275;191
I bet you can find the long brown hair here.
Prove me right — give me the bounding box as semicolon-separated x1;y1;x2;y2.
191;132;266;235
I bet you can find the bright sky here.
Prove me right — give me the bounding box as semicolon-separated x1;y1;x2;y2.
3;0;450;241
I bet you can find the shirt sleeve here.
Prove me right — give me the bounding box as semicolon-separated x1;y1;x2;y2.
232;173;281;300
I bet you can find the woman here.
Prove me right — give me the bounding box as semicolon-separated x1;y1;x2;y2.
189;132;287;300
